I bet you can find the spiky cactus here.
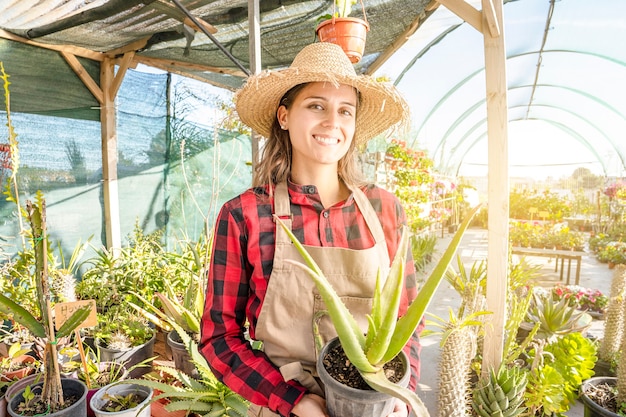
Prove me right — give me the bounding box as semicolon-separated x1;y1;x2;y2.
598;264;626;363
472;366;527;417
438;324;477;417
616;296;626;407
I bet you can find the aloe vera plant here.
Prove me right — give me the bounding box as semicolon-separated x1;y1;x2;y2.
275;204;481;416
0;193;91;411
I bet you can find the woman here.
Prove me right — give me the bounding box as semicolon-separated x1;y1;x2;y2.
200;42;420;417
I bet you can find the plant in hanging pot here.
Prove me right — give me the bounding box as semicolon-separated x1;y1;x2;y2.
0;194;92;417
274;204;481;417
316;0;369;63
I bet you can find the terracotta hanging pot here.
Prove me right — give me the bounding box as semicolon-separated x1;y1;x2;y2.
316;17;370;63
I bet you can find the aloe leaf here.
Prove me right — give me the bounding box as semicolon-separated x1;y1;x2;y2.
56;305;92;338
360;369;430;417
0;293;45;338
366;227;409;364
381;204;482;363
365;269;384;349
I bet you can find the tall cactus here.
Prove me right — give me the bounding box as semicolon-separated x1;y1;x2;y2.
598;264;626;363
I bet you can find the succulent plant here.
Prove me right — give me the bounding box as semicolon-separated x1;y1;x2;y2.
472;365;527;417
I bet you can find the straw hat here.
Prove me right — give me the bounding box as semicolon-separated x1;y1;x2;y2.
235;42;409;144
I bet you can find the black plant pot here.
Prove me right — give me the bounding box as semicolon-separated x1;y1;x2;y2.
317;337;410;417
167;330;199;378
580;377;619;417
95;333;156;378
7;378;87;417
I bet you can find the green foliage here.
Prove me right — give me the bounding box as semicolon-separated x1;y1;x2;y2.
94;307;155;349
411;233;438;272
76;222;193;311
123;322;249;417
509;189;572;221
101;391;144;412
524;333;597;415
524;292;591;341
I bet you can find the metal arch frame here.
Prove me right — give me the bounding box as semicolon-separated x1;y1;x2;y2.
408;50;626;159
442;110;612;177
431;84;626;174
450;118;610;178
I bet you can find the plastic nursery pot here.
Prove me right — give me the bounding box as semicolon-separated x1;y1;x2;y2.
90;383;152;417
580;377;619;417
7;378;88;417
317;337;410;417
0;355;37;382
167;330;199;378
95;333;156;379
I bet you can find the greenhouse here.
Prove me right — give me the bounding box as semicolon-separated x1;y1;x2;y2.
0;1;625;416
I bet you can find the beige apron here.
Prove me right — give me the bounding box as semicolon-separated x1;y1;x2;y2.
249;182;390;417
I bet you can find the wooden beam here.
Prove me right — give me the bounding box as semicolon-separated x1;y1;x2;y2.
100;57;122;253
60;51;104;104
107;37;150;58
134;55;247;78
436;0;482;33
152;0;218;34
110;52;135;97
482;0;508;373
367;15;422;75
483;0;501;37
183;16;218;35
0;29;105;61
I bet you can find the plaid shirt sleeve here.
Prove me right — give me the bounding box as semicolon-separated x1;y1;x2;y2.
199;184;421;416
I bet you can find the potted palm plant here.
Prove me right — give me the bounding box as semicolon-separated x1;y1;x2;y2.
316;0;369;63
274;204;481;417
0;194;92;417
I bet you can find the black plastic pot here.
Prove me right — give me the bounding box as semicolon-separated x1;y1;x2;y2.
7;378;87;417
96;333;156;378
317;337;410;417
167;330;199;378
580;377;619;417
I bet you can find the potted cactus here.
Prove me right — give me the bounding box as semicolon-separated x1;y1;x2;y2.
0;194;91;416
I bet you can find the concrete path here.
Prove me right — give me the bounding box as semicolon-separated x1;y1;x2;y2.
416;227;613;417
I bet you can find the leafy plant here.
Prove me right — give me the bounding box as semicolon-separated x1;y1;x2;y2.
318;0;358;21
274;204;481;413
93;307;155;350
122;321;249;417
0;194;91;411
0;342;32;374
524;291;591;341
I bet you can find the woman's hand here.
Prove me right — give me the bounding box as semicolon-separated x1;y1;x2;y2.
387;399;409;417
291;393;328;417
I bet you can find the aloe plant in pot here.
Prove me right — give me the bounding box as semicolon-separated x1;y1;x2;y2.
0;194;92;416
275;204;481;417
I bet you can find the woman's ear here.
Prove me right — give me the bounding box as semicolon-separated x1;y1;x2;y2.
277;105;288;130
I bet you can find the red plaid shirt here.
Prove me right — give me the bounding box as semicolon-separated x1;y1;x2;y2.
200;181;421;417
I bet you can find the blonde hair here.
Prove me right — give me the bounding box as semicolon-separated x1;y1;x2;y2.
252;83;367;190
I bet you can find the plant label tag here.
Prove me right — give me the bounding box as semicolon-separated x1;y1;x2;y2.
54;300;97;329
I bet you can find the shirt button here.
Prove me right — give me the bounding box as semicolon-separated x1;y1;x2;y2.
323;211;329;218
305;186;315;194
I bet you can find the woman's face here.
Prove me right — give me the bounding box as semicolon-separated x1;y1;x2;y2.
277;82;357;172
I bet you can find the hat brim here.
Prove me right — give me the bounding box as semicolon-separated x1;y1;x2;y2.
235;67;409;144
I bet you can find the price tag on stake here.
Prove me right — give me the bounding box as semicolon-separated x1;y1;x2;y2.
54;300;97;329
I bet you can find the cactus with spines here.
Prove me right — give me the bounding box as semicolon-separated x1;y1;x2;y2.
472;365;527;417
598;264;626;363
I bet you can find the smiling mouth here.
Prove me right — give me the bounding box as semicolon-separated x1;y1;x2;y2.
313;135;340;145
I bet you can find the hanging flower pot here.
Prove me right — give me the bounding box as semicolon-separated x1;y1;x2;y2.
316;17;369;63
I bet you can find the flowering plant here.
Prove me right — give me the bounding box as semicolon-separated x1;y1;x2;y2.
551;284;608;314
603;181;626;199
